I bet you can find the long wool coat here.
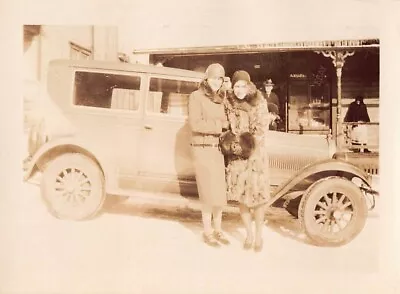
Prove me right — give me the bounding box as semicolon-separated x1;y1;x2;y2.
224;83;271;208
344;99;370;145
344;100;370;123
188;81;228;207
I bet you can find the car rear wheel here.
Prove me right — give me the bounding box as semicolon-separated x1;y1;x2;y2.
41;153;105;220
298;177;367;247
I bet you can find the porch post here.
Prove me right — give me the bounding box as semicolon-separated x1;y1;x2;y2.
315;50;355;149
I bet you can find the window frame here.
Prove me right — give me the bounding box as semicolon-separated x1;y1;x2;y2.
71;68;144;116
144;74;200;121
69;42;92;60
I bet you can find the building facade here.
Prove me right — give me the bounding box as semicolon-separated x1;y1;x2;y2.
132;40;379;150
23;25;121;130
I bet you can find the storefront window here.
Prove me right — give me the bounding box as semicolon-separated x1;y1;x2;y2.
309;84;331;129
70;42;91;60
288;78;331;133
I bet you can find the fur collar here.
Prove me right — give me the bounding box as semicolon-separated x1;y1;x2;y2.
199;80;225;104
227;82;263;112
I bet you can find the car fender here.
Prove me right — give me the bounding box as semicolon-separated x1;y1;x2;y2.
272;158;371;200
24;137;118;190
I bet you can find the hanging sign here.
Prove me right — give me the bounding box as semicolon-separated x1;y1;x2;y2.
289;73;307;79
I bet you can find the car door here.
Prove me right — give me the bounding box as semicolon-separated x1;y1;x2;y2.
69;70;142;183
109;72;144;178
137;75;200;195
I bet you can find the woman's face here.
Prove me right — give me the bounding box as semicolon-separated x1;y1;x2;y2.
233;80;249;100
207;77;224;92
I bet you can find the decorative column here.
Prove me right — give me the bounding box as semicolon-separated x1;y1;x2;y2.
315;50;355;149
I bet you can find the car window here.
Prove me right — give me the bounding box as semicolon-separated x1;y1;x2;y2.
74;71;141;111
147;77;199;117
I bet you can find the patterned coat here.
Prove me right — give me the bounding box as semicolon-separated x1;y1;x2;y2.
224;84;271;207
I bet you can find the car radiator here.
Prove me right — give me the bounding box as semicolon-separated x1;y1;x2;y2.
333;151;379;175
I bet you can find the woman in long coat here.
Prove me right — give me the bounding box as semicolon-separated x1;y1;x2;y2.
224;70;271;252
188;63;230;247
344;95;371;152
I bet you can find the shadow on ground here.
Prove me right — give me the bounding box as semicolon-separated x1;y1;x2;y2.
266;218;314;246
102;196;313;245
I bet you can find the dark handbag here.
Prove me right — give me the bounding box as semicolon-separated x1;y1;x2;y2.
219;131;256;159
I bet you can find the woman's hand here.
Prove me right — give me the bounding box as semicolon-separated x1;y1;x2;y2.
267;112;279;123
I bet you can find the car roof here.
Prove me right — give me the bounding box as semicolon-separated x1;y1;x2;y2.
49;59;206;79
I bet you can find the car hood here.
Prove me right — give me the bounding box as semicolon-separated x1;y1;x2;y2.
26;87;76;157
265;130;334;158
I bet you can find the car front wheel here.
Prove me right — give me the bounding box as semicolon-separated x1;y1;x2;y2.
41;153;105;220
298;176;367;247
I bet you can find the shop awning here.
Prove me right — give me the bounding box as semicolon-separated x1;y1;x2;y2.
132;39;379;55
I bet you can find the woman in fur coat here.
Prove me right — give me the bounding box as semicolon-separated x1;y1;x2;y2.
188;63;231;247
224;70;271;252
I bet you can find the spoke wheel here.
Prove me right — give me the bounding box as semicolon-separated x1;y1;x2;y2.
299;177;367;247
41;153;105;220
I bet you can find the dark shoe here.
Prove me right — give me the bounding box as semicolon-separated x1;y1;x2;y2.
364;149;371;153
243;237;253;250
203;233;220;248
254;239;264;253
213;231;231;245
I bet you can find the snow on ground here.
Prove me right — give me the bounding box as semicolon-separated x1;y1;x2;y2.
1;181;386;294
4;134;389;293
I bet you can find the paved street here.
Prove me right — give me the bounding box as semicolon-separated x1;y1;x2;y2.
1;179;390;294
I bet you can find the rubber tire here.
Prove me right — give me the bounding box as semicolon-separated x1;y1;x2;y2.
298;176;367;247
41;153;105;220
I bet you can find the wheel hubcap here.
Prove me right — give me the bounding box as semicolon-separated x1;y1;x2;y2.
313;192;354;234
54;168;92;206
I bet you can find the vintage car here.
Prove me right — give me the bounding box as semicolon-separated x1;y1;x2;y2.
24;59;379;247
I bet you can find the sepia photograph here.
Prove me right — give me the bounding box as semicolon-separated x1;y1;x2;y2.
2;0;400;293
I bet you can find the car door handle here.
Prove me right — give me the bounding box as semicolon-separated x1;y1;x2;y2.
144;124;153;130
